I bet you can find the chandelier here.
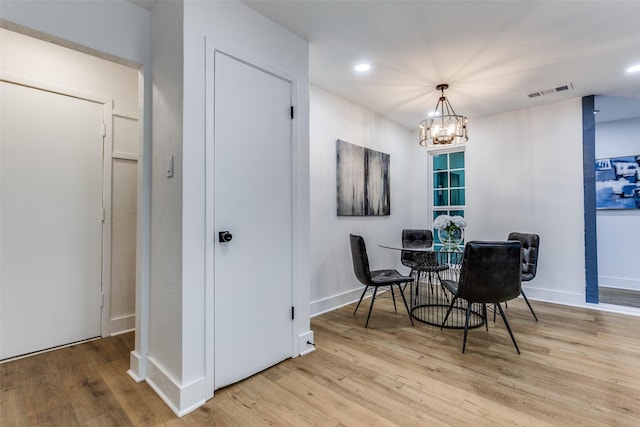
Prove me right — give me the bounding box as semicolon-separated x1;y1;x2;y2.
419;84;468;146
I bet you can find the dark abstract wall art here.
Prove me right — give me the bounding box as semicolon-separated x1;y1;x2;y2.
336;139;390;216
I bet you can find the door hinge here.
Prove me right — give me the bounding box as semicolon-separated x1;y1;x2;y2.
100;293;104;308
101;208;105;222
291;306;295;320
290;105;294;120
101;122;106;137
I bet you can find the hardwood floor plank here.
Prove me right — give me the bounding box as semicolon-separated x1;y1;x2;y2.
96;358;178;426
275;370;397;427
2;297;640;426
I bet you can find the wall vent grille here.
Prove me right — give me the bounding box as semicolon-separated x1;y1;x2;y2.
528;83;574;98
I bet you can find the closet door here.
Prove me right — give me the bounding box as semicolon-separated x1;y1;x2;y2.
1;81;103;360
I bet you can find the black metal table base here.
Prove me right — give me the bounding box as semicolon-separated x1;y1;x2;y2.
411;304;484;329
410;261;485;329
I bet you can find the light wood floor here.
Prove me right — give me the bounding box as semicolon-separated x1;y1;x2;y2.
599;286;640;309
2;297;640;426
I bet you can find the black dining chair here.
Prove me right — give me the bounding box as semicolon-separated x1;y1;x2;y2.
441;241;522;354
349;234;414;328
507;232;540;321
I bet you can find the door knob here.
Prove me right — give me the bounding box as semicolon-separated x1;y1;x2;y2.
218;231;233;243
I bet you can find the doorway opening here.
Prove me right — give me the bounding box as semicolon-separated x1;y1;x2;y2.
0;27;141;360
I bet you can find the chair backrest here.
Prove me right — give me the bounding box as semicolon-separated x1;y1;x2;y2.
457;241;522;304
349;234;372;285
401;229;433;265
507;232;540;281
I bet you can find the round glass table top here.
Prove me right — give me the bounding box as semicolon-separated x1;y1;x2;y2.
378;240;463;253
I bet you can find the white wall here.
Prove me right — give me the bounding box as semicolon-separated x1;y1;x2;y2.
309;91;593;311
464;98;587;305
310;93;590;311
146;0;186;410
310;86;417;315
143;0;311;416
595;116;640;291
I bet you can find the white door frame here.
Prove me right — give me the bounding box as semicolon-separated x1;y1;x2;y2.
204;42;302;398
0;72;114;338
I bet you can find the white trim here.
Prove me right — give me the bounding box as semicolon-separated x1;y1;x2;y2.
113;109;138;120
109;314;135;335
298;331;315;356
598;276;640;291
520;287;640;318
127;350;147;382
131;66;150;383
204;42;215;401
0;72;110;104
101;101;114;338
310;287;364;317
144;356;206;417
427;148;467;227
112;151;138;161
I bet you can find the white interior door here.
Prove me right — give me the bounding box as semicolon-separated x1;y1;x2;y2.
213;52;293;389
1;81;103;360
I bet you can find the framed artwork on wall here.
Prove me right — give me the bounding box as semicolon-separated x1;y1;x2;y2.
336;139;390;216
595;155;640;209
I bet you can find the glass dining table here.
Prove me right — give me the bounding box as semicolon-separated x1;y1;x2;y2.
378;240;484;329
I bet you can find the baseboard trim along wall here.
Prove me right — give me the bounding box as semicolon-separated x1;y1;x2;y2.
110;314;135;335
310;288;367;318
598;276;640;292
144;355;206;417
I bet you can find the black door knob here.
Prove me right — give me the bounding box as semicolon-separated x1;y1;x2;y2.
218;231;233;243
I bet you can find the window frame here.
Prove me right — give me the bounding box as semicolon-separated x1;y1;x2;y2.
428;147;467;249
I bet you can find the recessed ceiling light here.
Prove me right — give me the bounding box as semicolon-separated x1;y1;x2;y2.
627;64;640;73
354;63;371;72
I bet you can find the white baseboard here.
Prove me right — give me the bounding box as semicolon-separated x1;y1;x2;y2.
521;285;640;317
127;350;146;382
310;288;363;317
598;276;640;291
298;330;315;356
520;285;585;307
110;314;135;336
145;355;206;417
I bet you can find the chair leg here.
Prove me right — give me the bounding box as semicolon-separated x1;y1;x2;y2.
428;271;434;294
462;303;472;353
397;284;414;326
365;287;379;328
390;286;398;312
414;271;424;305
436;272;450;304
354;286;369;315
496;303;520;354
482;303;488;331
521;290;538;321
441;296;458;329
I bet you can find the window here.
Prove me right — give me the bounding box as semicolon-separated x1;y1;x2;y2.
431;151;465;249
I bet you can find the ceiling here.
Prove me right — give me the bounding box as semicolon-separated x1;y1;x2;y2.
240;0;640;129
127;1;640;128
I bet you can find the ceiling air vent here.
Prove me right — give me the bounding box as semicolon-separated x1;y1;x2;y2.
528;83;574;99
